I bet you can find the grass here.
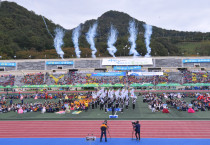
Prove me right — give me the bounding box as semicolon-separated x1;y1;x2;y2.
176;41;210;56
1;93;210;120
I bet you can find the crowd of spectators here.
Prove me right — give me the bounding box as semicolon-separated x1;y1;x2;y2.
0;92;92;113
183;71;210;83
142;93;210;113
1;71;210;86
0;75;15;86
21;73;44;85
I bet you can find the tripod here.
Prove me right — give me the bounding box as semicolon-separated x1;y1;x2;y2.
131;127;135;140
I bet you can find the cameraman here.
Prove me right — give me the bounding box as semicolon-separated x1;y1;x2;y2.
134;121;141;141
100;122;108;142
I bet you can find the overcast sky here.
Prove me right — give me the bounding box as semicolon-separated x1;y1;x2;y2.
2;0;210;32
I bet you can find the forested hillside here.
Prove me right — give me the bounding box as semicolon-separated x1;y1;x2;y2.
1;1;210;59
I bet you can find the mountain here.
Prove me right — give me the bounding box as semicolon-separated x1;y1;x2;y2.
1;1;210;59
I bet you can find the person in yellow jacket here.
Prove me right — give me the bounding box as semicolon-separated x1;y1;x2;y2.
100;122;107;142
85;102;89;112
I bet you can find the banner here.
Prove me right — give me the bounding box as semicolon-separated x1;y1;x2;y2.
46;61;74;65
128;72;163;76
0;62;16;67
113;66;141;70
50;75;64;84
183;59;210;63
91;72;126;77
102;58;153;66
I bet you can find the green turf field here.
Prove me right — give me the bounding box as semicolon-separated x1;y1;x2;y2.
0;94;210;120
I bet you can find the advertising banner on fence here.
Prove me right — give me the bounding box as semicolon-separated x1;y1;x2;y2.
183;59;210;63
113;66;141;70
91;72;126;77
0;62;16;67
102;58;153;66
46;61;74;65
128;72;163;76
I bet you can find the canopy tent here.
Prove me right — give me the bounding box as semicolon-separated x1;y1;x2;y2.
113;84;124;87
130;83;154;87
4;85;12;88
0;86;4;89
12;85;19;88
99;84;113;87
141;83;154;87
182;83;198;86
183;83;210;87
156;83;182;87
130;83;141;87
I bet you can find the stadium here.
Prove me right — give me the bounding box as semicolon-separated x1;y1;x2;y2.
1;56;210;145
1;1;210;145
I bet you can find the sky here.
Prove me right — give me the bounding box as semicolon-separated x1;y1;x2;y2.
2;0;210;32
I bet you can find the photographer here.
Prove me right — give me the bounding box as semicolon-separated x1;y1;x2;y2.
100;121;108;142
134;121;141;141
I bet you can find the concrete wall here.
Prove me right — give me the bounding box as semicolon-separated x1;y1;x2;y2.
17;61;45;70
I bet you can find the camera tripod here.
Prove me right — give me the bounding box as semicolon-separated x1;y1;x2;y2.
131;126;135;140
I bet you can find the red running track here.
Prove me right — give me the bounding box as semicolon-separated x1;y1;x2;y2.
0;120;210;138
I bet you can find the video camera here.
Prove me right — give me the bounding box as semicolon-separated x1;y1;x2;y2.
131;121;139;128
132;121;138;125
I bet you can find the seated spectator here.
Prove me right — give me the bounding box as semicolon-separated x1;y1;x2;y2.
188;108;195;113
162;108;169;113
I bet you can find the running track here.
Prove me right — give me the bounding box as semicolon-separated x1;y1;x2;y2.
0;120;210;138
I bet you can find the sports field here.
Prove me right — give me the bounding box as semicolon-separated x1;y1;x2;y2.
1;93;210;120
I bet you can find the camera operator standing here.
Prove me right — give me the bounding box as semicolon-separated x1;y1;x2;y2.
100;121;108;142
134;121;141;141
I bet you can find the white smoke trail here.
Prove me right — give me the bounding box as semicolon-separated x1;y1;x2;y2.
42;16;54;38
54;27;65;59
72;25;81;58
86;22;98;58
128;20;139;57
143;24;152;57
107;25;118;57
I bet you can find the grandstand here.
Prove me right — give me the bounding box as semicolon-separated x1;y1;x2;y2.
0;56;210;87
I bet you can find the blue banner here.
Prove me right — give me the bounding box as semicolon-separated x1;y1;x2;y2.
46;61;74;65
113;66;141;70
183;59;210;63
0;62;16;67
91;72;126;77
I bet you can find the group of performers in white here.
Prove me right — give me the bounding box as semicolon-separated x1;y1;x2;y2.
91;88;137;113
